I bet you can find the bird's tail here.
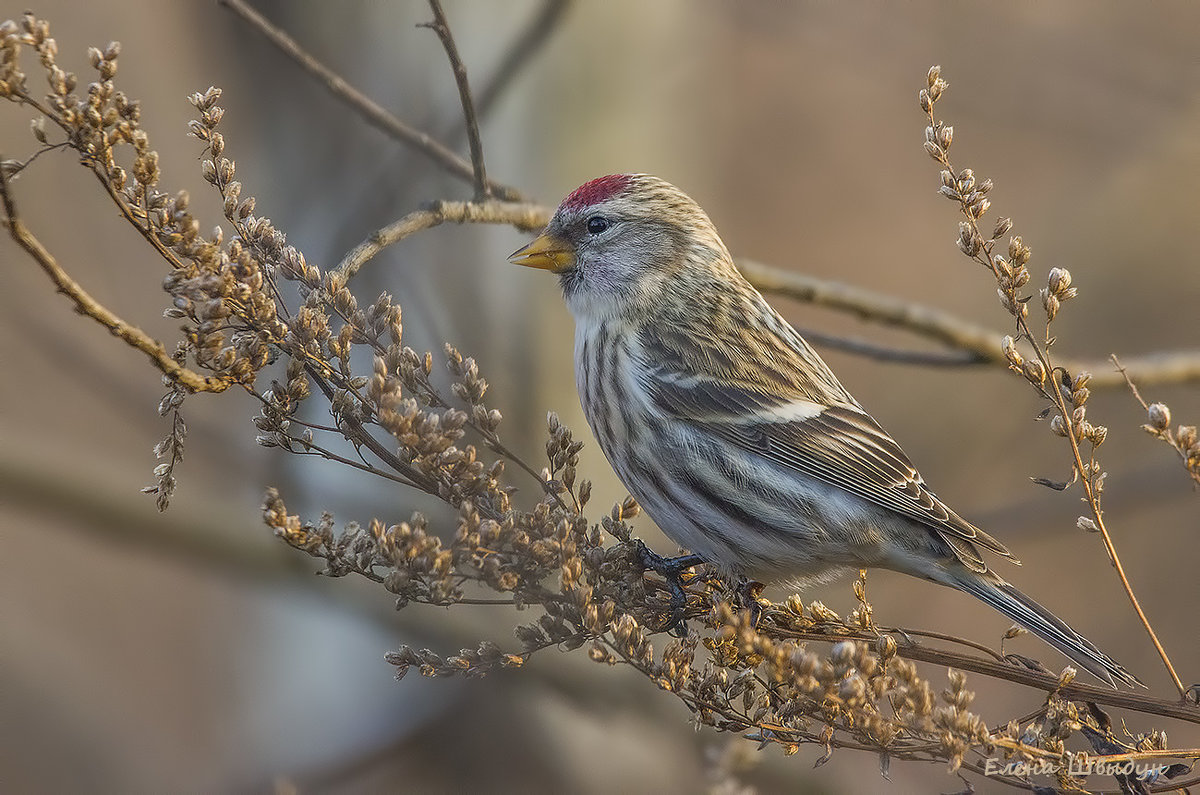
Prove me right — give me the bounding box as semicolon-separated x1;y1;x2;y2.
951;575;1143;688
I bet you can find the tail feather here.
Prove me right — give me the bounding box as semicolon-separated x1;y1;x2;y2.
953;576;1143;689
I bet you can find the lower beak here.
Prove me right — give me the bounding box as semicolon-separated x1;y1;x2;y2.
509;232;574;272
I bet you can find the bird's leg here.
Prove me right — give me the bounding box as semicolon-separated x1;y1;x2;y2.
734;577;766;628
634;540;705;636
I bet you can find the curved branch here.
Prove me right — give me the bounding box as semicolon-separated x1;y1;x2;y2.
1;170;229;394
335;199;549;278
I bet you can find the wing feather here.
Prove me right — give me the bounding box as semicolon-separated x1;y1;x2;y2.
639;336;1014;569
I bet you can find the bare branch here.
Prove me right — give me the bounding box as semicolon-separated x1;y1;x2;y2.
1;167;230;395
422;0;490;201
335;199;548;279
739;258;1200;387
794;327;984;366
217;0;523;200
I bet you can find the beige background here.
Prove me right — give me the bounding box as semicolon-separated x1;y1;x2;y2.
2;2;1198;792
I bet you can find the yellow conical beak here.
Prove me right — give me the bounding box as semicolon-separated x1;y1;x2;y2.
509;232;574;272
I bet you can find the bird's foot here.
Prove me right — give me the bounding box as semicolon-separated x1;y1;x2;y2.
734;577;766;628
634;540;705;637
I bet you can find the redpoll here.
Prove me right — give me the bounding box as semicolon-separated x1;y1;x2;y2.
510;173;1140;688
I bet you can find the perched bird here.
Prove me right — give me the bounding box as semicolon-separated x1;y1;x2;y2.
510;173;1140;688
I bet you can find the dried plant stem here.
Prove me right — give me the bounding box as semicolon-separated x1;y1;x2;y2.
587;602;1198;782
423;0;489;201
1047;369;1185;696
217;0;523;201
1;170;229;394
1004;249;1184;700
920;89;1186;698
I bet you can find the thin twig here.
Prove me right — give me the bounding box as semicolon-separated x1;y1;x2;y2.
737;257;1005;351
0;140;71;177
1114;354;1153;411
217;0;523;200
795;327;984;366
300;363;444;499
1;167;229;394
1113;354;1199;485
422;0;490;201
1087;350;1200;388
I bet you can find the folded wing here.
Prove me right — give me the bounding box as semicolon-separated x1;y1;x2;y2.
638;331;1014;573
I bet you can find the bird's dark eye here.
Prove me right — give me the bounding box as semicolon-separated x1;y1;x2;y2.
586;216;610;235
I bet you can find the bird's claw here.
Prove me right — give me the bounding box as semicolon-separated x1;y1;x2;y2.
634;539;704;636
735;577;766;628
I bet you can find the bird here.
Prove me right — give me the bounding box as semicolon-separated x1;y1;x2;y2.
509;173;1141;688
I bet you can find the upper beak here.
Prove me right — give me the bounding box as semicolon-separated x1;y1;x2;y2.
509;231;574;272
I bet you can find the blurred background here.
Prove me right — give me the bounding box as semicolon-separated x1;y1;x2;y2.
2;2;1198;792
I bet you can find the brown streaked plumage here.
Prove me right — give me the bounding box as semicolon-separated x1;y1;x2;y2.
510;173;1141;688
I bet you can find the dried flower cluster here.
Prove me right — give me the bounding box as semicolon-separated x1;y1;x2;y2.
264;472;1006;774
3;15;1197;793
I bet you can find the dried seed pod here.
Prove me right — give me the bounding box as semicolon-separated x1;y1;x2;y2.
1002;335;1023;367
1147;402;1171;431
1042;290;1060;321
957;222;980;256
1050;414;1069;437
1023;359;1045;385
1047;267;1073;296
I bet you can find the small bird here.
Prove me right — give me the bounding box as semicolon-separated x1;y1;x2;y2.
510;173;1140;688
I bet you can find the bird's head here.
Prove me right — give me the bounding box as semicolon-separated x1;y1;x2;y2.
510;174;733;323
